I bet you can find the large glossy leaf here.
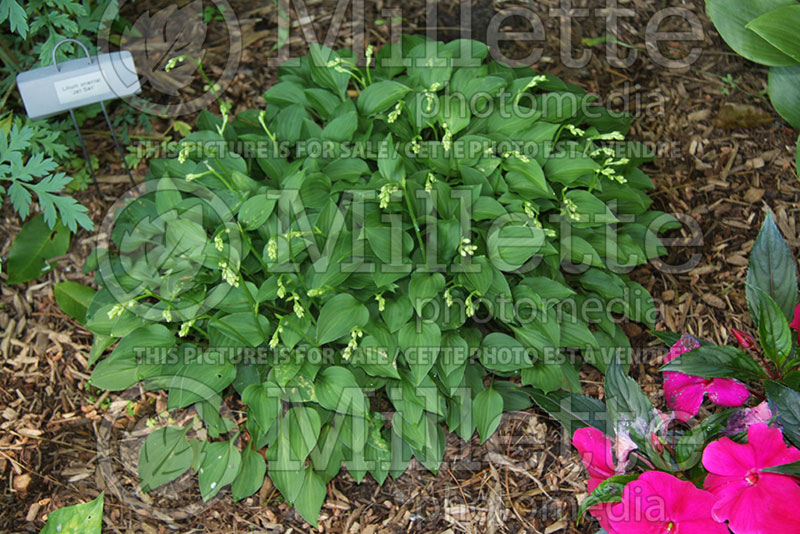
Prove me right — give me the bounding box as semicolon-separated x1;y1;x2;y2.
357;80;411;115
316;293;369;345
768;65;800;130
139;426;193;492
527;389;611;436
745;212;798;322
765;381;800;448
6;214;70;284
294;467;327;527
473;387;503;443
398;321;441;385
54;281;96;324
706;0;797;66
91;324;176;391
40;493;103;534
198;439;242;501
756;289;793;366
746;5;800;62
232;446;266;501
661;345;767;381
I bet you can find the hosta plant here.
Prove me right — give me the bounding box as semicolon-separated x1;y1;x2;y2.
84;37;676;524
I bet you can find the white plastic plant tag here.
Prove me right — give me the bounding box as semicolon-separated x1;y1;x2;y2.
17;50;141;120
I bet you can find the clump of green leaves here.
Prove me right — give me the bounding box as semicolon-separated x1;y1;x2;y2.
707;0;800;177
0;115;93;231
85;37;676;525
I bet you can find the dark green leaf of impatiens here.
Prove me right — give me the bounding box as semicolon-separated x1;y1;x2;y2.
661;345;767;381
766;381;800;448
746;211;798;324
578;475;638;521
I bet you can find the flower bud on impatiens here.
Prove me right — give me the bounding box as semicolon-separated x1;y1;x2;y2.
731;328;755;350
650;432;664;454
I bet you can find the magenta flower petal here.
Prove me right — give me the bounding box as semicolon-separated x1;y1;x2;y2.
789;302;800;344
607;471;728;534
705;378;749;407
573;428;618;530
573;427;615;480
702;423;800;534
664;371;707;422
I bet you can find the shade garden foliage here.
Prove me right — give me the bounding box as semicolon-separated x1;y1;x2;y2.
84;37;677;524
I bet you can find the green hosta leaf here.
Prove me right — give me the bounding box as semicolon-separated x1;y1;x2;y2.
578;475;638;521
543;152;600;184
382;295;413;332
473;387;503;443
661;345;767;381
457;256;494;296
54;281;96;324
408;272;445;314
521;362;568;394
768;65;800;130
765;381;800;448
564;190;617;225
398;321;441;385
6;214;70;284
322;110;358;142
40;493;103;534
198;439;242;501
139;426;193;492
746;5;800;63
238;194;277;230
161;353;237;410
287;406;322;461
232;446;267;501
357;80;411;115
479;332;533;373
294;467;327;527
377;134;405;183
91;325;176;391
316;293;369;345
706;0;798;66
315;366;368;416
745;212;798;322
487;222;545;272
755;289;792;366
242;383;281;434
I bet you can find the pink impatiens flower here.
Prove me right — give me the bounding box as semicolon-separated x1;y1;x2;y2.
790;302;800;344
663;334;749;422
607;471;728;534
573;427;616;532
702;423;800;534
